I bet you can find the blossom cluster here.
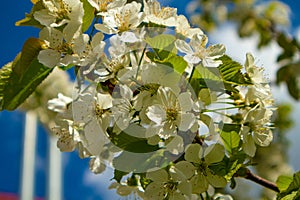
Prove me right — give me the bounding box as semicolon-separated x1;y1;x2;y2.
19;0;275;199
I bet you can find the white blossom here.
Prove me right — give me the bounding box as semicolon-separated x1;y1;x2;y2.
175;34;225;67
95;1;144;34
34;0;84;41
87;0;126;13
143;0;178;26
145;161;194;200
175;15;203;38
38;27;89;67
146;87;197;139
48;93;72;113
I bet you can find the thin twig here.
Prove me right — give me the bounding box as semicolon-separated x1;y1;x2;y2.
244;169;279;193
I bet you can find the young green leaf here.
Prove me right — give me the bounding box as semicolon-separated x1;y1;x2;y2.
15;0;44;28
218;55;252;85
277;171;300;200
277;175;293;193
81;0;95;32
145;34;176;54
221;131;241;154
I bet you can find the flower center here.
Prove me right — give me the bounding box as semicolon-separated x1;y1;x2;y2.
164;181;178;194
99;0;113;12
115;10;131;32
166;108;178;121
95;103;105;117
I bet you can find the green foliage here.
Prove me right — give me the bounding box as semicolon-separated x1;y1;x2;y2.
277;171;300;200
274;104;294;135
0;38;53;111
145;34;177;56
112;149;169;173
190;63;224;94
221;131;241;155
81;0;95;32
15;0;44;28
218;55;252;85
277;63;300;100
108;126;159;153
191;0;300;100
145;34;188;74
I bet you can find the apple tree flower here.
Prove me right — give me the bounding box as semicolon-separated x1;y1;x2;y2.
95;1;144;34
72;88;112;155
146;87;197;139
175;15;204;39
37;27;89;68
87;0;126;13
184;143;227;193
48;93;72;113
143;0;178;27
144;161;195;200
111;84;135;132
34;0;84;40
175;34;226;67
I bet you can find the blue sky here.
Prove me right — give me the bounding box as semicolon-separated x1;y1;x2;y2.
0;0;299;199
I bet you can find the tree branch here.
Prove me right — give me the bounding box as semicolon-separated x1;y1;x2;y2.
243;169;279;193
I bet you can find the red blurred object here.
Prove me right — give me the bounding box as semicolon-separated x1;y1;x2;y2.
0;193;44;200
0;193;18;200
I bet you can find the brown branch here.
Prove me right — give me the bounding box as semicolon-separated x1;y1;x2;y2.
243;169;279;193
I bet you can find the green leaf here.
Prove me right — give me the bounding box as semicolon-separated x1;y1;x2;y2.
145;34;176;54
277;175;293;193
81;0;95;32
218;55;252;85
112;149;169;173
219;123;241;133
277;64;300;100
281;192;298;200
109;125;159;153
15;0;44;28
277;171;300;200
190;64;225;94
224;160;243;182
147;51;188;74
17;38;47;77
221;131;241;154
0;38;53;111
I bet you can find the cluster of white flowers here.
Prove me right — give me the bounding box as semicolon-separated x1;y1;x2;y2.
28;0;275;198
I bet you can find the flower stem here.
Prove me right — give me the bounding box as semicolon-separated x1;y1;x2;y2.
188;64;196;84
135;45;147;79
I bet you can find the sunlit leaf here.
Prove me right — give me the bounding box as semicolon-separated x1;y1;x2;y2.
15;0;44;28
0;38;52;111
277;171;300;200
218;55;252;85
277;175;293;193
221;131;241;154
81;0;95;32
145;34;176;56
